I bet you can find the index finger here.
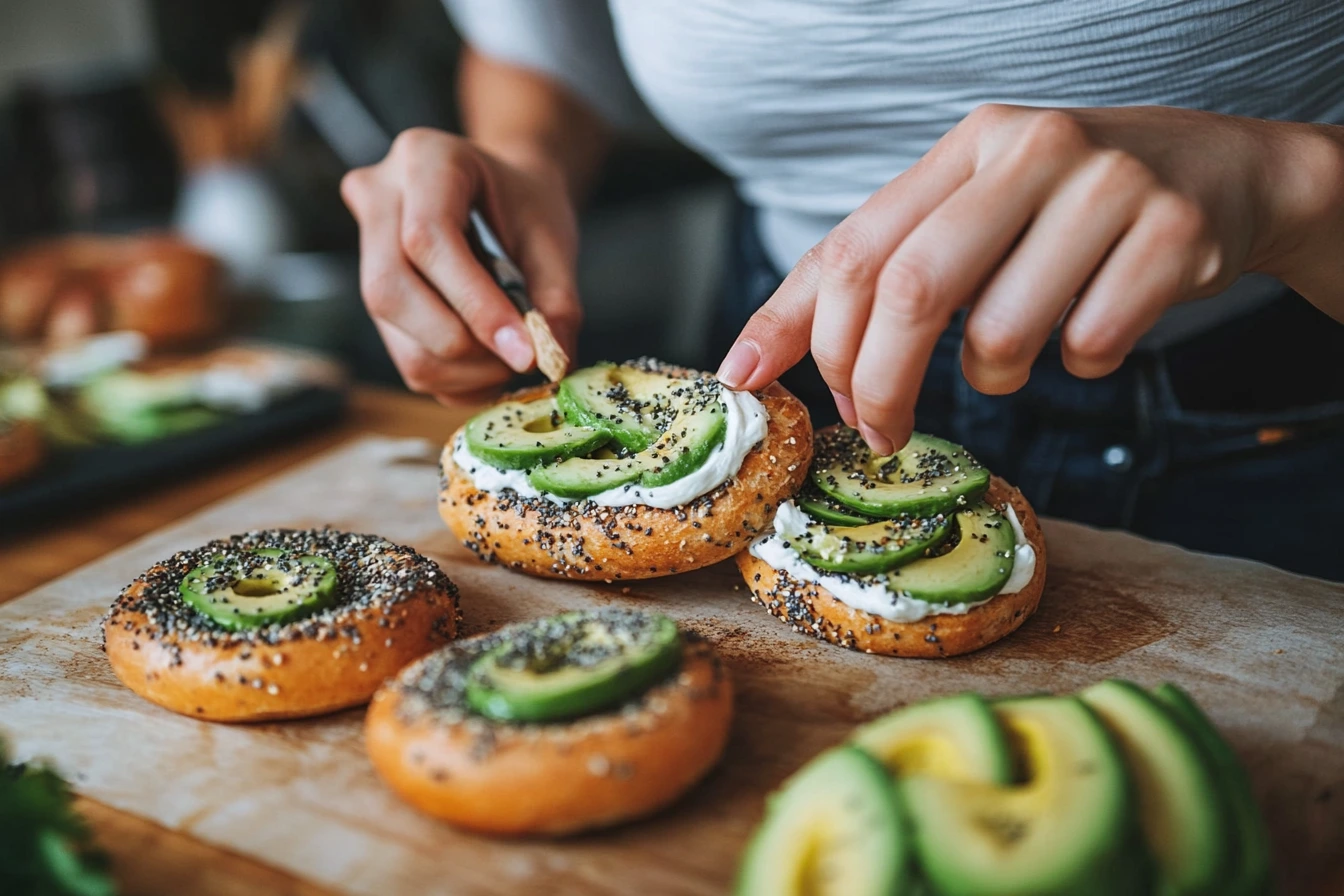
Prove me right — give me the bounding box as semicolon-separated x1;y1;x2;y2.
398;149;535;373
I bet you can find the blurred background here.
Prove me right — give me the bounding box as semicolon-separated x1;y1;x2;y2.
0;0;731;372
0;0;734;517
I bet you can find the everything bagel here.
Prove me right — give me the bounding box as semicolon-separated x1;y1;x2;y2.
103;528;460;722
439;361;812;581
366;609;733;835
738;477;1047;657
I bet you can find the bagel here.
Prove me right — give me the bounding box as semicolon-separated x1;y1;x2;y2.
0;418;44;487
439;361;812;581
739;443;1048;658
0;234;220;348
366;609;733;835
103;528;460;722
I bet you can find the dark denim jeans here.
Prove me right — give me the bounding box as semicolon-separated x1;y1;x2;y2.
714;203;1344;581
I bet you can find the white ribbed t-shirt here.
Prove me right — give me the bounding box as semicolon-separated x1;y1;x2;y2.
444;0;1344;344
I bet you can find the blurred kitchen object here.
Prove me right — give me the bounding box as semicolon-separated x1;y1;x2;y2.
0;234;221;348
0;0;177;242
158;1;306;286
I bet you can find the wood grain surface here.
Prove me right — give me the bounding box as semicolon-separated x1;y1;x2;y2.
0;388;452;896
2;404;1342;894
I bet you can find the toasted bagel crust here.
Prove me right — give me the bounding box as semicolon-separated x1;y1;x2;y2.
439;377;812;580
365;637;733;835
104;534;460;722
0;234;219;347
737;477;1047;657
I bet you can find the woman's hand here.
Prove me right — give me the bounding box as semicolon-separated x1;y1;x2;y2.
717;104;1344;454
341;127;582;405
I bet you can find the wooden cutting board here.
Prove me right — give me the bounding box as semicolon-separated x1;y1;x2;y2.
1;435;1341;895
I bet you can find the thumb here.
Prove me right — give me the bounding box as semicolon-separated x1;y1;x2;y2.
716;248;821;390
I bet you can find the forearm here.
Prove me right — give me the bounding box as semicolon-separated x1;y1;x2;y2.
1253;122;1344;320
458;48;611;203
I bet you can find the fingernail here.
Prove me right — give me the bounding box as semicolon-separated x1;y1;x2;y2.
831;390;858;428
494;325;535;373
859;421;895;457
716;341;760;389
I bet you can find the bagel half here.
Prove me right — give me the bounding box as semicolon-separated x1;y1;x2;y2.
738;477;1047;657
439;375;812;581
103;529;460;722
366;628;732;835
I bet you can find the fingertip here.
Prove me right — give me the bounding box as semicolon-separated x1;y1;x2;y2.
831;389;858;428
715;340;761;390
858;421;896;457
493;324;535;373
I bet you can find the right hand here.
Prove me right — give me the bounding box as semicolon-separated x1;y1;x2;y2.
341;127;582;404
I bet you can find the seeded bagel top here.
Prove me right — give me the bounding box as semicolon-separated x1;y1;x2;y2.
103;528;454;649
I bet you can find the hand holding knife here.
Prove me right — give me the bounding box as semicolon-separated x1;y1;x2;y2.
299;64;572;384
465;209;571;383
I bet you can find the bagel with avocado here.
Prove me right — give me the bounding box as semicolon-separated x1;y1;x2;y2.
737;425;1046;657
439;358;812;581
365;608;732;835
103;528;460;721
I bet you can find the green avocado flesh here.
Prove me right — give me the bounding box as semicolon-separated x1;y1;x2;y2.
1079;680;1232;896
735;746;911;896
465;610;682;723
556;363;676;452
459;362;731;497
179;548;337;630
796;511;952;575
463;397;609;470
901;696;1139;896
1152;684;1273;896
876;502;1016;603
528;367;727;499
851;693;1014;785
797;489;880;526
812;428;990;518
735;681;1270;896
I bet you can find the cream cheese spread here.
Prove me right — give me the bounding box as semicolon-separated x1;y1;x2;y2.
452;387;768;509
748;500;1037;623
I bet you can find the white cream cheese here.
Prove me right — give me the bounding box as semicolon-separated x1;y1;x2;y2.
749;500;1037;624
451;387;769;509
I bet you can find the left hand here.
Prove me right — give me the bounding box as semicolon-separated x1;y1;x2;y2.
716;104;1344;454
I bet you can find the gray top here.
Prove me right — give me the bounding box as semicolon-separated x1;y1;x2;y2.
445;0;1344;345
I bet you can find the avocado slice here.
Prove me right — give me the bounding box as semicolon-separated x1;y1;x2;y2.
900;696;1142;896
524;445;644;498
797;513;952;576
179;548;338;631
78;370;222;444
465;611;681;723
796;488;880;526
556;363;676;452
879;502;1015;604
1080;680;1232;895
735;745;912;896
528;386;727;498
851;692;1014;785
1151;683;1272;896
812;428;990;518
2;374;98;446
463;396;609;471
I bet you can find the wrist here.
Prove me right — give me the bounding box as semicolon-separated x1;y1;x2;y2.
1250;122;1344;286
481;139;586;202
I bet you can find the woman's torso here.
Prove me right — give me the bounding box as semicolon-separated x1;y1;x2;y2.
607;0;1344;342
